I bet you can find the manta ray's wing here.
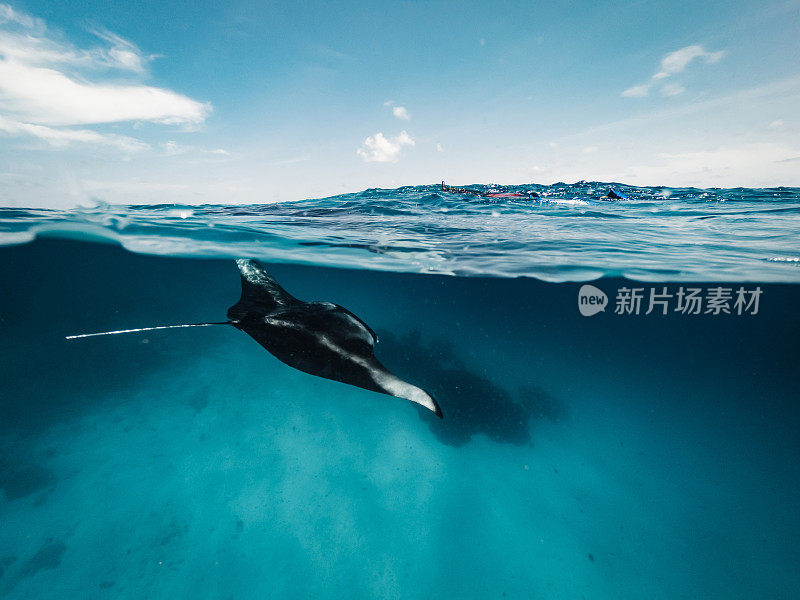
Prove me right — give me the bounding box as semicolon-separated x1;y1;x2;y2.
332;305;378;345
227;259;297;320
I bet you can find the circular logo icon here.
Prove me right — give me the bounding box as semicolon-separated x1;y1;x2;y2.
578;284;608;316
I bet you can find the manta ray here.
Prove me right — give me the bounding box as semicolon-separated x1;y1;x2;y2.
67;259;442;418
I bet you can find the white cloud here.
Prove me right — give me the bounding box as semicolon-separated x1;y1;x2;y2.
357;130;415;163
392;105;410;120
654;45;724;79
0;10;152;74
161;140;230;156
0;4;43;30
626;143;800;185
622;44;724;98
87;27;152;73
384;100;410;120
0;3;210;150
621;84;650;98
0;114;148;151
575;77;800;141
769;120;784;128
0;61;210;126
660;83;686;97
163;140;183;155
583;146;598;153
436;143;443;152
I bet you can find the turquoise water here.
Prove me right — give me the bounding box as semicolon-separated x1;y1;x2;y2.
1;184;799;599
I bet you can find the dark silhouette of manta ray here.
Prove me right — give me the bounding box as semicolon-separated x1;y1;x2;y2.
66;259;442;418
227;260;441;416
376;331;563;446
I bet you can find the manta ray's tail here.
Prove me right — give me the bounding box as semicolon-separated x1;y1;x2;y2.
65;322;235;340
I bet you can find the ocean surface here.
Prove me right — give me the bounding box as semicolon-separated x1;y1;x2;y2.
1;183;799;599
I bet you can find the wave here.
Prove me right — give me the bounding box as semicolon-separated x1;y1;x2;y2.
2;182;799;281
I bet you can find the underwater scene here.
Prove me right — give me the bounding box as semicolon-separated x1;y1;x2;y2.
1;184;800;599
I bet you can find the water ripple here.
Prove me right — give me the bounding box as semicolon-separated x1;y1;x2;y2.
2;182;799;281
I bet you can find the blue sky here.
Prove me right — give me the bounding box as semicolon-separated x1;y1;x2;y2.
1;0;799;207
